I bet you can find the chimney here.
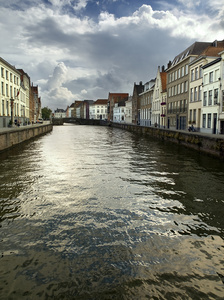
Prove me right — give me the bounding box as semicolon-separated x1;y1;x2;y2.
162;65;165;72
213;40;218;47
167;61;172;69
139;81;142;85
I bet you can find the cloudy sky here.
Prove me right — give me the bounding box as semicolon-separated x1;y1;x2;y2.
0;0;223;110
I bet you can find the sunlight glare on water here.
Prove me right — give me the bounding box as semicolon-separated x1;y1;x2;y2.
0;124;224;299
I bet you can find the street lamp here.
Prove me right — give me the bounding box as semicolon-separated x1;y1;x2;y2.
10;97;14;126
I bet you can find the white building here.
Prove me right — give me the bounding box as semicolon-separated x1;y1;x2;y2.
54;108;66;118
113;101;126;123
151;67;167;128
201;56;222;134
89;99;108;120
125;96;132;124
220;51;224;134
0;57;23;127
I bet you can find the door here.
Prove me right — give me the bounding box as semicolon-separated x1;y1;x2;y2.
213;113;217;134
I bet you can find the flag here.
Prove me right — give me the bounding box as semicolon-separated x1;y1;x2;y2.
16;87;20;98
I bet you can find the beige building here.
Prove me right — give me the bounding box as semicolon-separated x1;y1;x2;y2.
166;42;211;130
188;44;224;131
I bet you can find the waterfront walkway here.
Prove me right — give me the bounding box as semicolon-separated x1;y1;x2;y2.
0;121;51;133
1;122;224;140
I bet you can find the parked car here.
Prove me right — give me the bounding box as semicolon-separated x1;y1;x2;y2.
37;118;43;123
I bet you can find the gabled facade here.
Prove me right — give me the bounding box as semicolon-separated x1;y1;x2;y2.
17;69;31;124
139;80;155;127
89;99;108;120
107;93;129;121
166;42;211;130
132;82;144;125
151;66;167;127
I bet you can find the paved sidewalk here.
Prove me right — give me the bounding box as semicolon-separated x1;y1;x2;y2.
0;122;51;133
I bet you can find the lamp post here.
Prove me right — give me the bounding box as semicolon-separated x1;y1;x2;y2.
10;97;14;126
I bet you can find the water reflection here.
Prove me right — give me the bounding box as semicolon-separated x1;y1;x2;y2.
0;125;224;299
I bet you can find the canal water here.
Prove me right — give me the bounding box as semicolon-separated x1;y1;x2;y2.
0;124;224;299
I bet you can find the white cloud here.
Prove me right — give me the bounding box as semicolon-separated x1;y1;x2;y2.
0;1;223;111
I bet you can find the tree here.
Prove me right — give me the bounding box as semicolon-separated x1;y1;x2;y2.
41;107;52;120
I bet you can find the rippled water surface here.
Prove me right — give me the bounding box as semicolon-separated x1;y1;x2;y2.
1;124;224;299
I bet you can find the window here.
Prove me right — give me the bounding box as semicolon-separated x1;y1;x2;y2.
208;114;211;128
222;91;224;112
2;100;4;115
178;68;181;78
181;66;184;77
215;69;219;81
184;81;188;92
1;82;4;95
208;90;212;105
5;70;8;80
6;84;8;97
181;82;184;93
214;88;218;105
10;73;12;82
183;99;187;112
6;101;9;115
185;64;188;75
177;84;180;94
203;91;207;106
191;69;194;81
199;65;203;78
1;67;4;77
204;73;208;84
175;70;177;80
189;109;192;122
194;87;197;101
209;72;213;83
198;86;202;101
190;88;193;102
202;114;206;128
193;109;196;122
195;67;198;80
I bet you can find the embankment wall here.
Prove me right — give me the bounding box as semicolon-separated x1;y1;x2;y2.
0;124;53;153
112;123;224;160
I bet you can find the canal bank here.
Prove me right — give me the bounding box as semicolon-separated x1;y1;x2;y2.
0;123;53;153
112;122;224;160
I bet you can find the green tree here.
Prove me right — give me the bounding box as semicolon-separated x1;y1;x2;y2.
41;107;52;120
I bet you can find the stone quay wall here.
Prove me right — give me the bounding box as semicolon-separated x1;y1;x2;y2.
0;124;53;153
111;122;224;160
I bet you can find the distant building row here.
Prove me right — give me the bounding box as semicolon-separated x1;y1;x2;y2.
56;39;224;134
0;57;41;127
